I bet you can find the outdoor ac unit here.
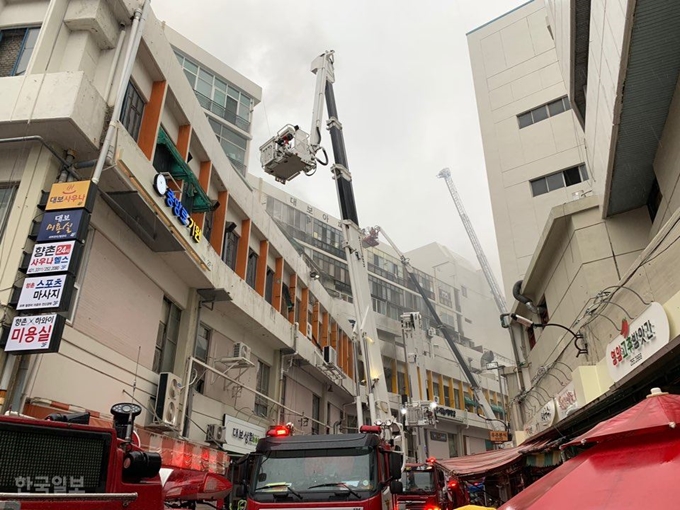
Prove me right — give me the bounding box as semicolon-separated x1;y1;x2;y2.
427;327;437;338
306;323;313;340
233;342;251;361
206;424;227;444
323;346;338;366
154;372;182;429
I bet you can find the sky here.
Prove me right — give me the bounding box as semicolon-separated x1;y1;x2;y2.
153;0;528;282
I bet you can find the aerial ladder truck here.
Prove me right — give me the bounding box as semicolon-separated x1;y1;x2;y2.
228;51;405;510
363;226;508;433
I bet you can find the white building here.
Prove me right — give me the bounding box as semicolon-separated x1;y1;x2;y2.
467;0;588;302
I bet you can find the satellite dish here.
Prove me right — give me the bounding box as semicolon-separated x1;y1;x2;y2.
481;350;495;365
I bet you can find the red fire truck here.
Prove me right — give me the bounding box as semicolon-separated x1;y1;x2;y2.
0;402;231;509
230;424;403;510
397;459;468;510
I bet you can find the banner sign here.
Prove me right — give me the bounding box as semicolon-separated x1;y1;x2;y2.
606;302;670;383
2;314;66;355
152;174;202;243
27;241;79;275
223;415;266;454
556;382;579;421
36;210;90;243
45;181;95;212
15;275;73;312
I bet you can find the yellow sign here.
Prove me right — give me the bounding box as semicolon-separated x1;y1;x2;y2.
45;181;92;211
489;430;508;443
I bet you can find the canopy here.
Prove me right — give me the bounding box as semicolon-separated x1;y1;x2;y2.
563;389;680;447
437;439;552;477
500;429;680;509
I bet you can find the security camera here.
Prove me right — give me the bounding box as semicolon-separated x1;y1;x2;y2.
510;313;536;328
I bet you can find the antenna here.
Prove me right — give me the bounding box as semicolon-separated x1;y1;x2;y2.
131;345;141;402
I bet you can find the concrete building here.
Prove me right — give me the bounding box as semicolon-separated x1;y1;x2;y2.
250;176;514;457
0;0;360;467
469;0;680;455
467;0;588;302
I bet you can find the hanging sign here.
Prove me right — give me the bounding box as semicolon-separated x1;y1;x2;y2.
222;415;266;454
153;174;202;243
26;240;79;275
489;430;509;443
45;181;96;212
555;382;579;421
15;275;74;312
606;302;670;383
36;210;90;243
2;314;66;355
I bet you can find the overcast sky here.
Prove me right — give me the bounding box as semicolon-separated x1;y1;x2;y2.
154;0;528;281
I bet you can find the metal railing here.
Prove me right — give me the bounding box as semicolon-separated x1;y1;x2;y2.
194;90;250;132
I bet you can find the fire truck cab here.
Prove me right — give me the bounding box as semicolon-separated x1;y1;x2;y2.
398;460;468;510
231;425;403;510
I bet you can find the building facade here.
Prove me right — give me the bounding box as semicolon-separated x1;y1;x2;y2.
470;0;680;448
467;0;588;302
250;176;514;457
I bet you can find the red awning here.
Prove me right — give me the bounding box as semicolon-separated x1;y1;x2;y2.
437;439;553;477
500;429;680;509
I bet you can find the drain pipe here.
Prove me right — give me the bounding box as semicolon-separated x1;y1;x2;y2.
92;1;150;185
512;280;541;315
104;25;127;105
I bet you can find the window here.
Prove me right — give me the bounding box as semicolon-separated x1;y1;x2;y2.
528;326;537;350
120;81;145;141
648;177;662;222
0;27;40;77
448;433;458;458
154;297;181;373
443;385;451;407
203;209;214;244
223;229;239;270
454;288;461;312
438;287;453;308
208;118;248;175
312;394;321;435
265;268;274;304
254;361;270;417
433;381;440;403
530;164;589;197
538;296;549;325
0;184;18;241
461;286;468;298
454;387;461;409
397;371;407;396
517;96;571;128
246;249;258;288
194;324;211;394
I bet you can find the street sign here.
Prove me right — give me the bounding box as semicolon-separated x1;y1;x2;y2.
490;430;509;443
36;210;90;243
15;275;74;312
26;240;80;275
2;314;66;354
45;181;96;212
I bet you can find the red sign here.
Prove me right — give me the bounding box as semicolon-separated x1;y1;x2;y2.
3;314;66;354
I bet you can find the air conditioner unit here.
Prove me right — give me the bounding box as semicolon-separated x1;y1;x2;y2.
323;346;338;366
206;424;227;444
427;327;437;338
306;323;313;340
233;342;251;361
154;372;182;429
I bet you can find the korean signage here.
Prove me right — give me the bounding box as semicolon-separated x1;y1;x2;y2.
555;382;579;421
606;302;670;383
153;174;202;243
15;274;73;312
489;430;509;443
436;405;462;421
26;241;79;275
2;314;66;354
523;400;556;438
36;210;90;242
429;431;447;442
45;181;95;212
223;415;266;454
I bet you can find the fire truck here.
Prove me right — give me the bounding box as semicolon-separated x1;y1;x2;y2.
398;459;468;510
0;402;231;509
231;424;403;510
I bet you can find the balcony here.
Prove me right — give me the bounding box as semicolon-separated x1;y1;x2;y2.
194;90;250;133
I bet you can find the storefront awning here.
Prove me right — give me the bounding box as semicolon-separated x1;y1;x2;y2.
463;396;505;415
155;128;213;213
437;439;554;478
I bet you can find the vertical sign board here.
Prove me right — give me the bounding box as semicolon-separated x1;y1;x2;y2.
36;210;90;243
14;275;74;312
1;315;66;355
45;181;96;212
606;302;670;383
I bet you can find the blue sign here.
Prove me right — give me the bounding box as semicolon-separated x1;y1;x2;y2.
36;210;89;242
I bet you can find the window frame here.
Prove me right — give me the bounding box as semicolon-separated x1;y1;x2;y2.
530;164;589;197
194;324;212;394
254;360;271;418
9;27;40;77
154;297;182;374
119;81;146;141
517;95;572;129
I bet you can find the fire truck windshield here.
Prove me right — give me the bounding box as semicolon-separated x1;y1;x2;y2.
401;469;435;493
253;447;377;500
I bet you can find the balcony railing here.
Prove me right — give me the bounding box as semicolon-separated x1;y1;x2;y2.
194;90;251;132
